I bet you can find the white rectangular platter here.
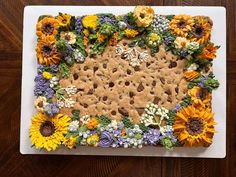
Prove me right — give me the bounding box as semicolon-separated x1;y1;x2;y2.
20;6;226;158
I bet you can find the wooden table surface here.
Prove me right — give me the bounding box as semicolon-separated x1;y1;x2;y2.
0;0;235;177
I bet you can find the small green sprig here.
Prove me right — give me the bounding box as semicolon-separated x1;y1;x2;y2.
122;116;134;129
98;115;112;127
72;109;80;121
58;62;70;78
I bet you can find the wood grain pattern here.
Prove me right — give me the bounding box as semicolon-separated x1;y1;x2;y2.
0;0;234;177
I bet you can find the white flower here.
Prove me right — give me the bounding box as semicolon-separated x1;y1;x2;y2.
73;49;85;62
80;115;90;125
174;37;190;49
49;76;59;88
65;85;77;96
64;98;75;108
34;96;48;112
116;45;124;55
68;120;79;132
186;41;199;54
151;15;170;33
110;120;118;130
187;63;199;71
118;21;127;30
57;100;64;108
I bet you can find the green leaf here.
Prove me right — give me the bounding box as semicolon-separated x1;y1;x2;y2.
58;62;70;78
98;115;111;126
90;42;106;57
180;95;191;107
167;110;176;125
122;116;134;128
165;15;175;21
138;123;149;132
72;109;80;121
55;89;65;100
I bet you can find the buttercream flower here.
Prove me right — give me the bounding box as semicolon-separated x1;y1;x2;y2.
173;105;215;147
29;113;70;151
187;63;199;71
174;37;189;49
146;32;162;47
198;43;217;60
98;131;113;147
36;17;59;37
124;29;139;38
63;136;77;149
133;6;154;27
42;71;52;79
109;32;119;46
189;16;212;44
184;71;200;81
188;86;212;107
186;42;199;54
36;36;61;65
34;96;48;112
169;15;194;37
96;32;107;42
87;134;99;146
143;129;161;145
56;13;71;27
151;15;170;33
44;103;59;117
82;15;98;30
60;32;77;44
75;17;83;33
68;120;80;132
86;117;99;130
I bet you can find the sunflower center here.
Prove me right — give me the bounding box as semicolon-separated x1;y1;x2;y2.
41;44;54;57
64;34;71;41
197;89;207;100
140;13;145;19
186;117;204;136
40;121;55;137
177;20;187;28
194;26;205;38
62;18;67;24
37;101;44;108
42;23;54;35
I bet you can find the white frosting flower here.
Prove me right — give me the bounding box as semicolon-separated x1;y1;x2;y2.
68;120;79;132
174;37;189;49
34;96;48;112
80;115;90;125
187;63;199;71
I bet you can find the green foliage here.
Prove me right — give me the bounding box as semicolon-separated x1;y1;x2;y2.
138;123;149;132
72;109;80;121
165;15;175;21
161;137;175;150
126;12;137;28
150;46;159;57
90;42;106;57
98;115;111;127
204;78;220;92
99;23;116;36
58;62;70;78
122;116;134;128
167;110;176;125
74;35;87;57
56;39;68;52
54;87;65;100
180;95;191;107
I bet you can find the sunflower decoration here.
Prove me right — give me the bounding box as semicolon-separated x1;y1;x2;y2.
36;17;59;37
169;15;194;37
189;16;212;44
198;43;217;60
29;113;71;151
82;15;98;30
184;70;200;81
56;13;71;27
36;35;61;65
133;6;154;27
188;86;212;108
173;105;215;147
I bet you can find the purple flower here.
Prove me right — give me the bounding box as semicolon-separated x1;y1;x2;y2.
100;16;115;25
37;65;44;74
143;129;161;145
75;17;83;33
180;48;189;58
123;15;133;29
44;103;59;117
34;75;49;96
173;104;181;112
198;76;208;89
161;131;177;143
99;131;113;148
50;65;58;73
44;87;55;99
164;36;175;46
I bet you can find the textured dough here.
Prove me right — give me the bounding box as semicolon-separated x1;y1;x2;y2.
59;40;187;123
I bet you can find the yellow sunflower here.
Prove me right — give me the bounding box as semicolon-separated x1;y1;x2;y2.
169;15;194;37
29;113;71;151
36;17;59;37
82;15;98;30
188;86;212;108
189;16;212;44
133;6;154;27
63;136;77;149
36;35;61;65
56;13;71;27
184;70;200;81
124;29;139;38
173;105;215;147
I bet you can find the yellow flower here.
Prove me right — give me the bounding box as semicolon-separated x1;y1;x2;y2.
96;32;106;42
42;71;52;79
169;15;194;37
184;71;200;81
63;136;77;149
36;35;61;66
86;117;98;130
82;15;98;30
87;134;99;146
83;29;90;37
34;96;48;112
60;31;77;44
109;32;119;46
188;86;212;108
189;16;212;44
133;6;154;27
173;105;215;147
36;17;59;37
83;36;89;47
174;37;189;48
56;13;71;27
124;29;139;38
29;113;71;151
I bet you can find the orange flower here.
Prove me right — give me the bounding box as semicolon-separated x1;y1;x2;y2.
173;105;215;147
36;17;59;37
121;128;126;137
109;32;119;46
36;36;61;65
169;15;194;37
184;71;200;81
189;16;212;44
86;117;98;130
198;43;217;60
83;36;89;47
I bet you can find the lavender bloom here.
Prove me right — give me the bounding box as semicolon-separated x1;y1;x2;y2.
180;48;189;58
100;16;115;25
143;129;161;145
173;104;181;112
44;103;59;117
44;87;55;99
37;65;44;74
50;65;58;73
198;76;208;89
123;15;133;29
34;75;50;96
164;36;175;46
75;17;83;33
99;131;113;147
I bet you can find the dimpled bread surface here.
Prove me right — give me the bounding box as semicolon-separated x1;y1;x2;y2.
59;40;187;123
